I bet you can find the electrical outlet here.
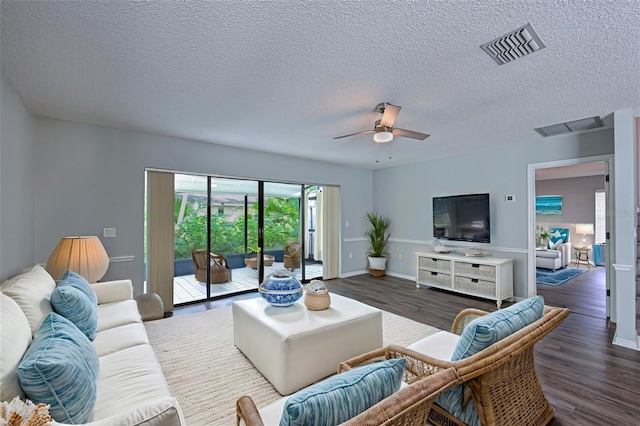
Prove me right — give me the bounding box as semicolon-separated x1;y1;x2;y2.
103;228;116;238
349;253;352;259
345;221;350;227
397;253;402;260
505;194;516;203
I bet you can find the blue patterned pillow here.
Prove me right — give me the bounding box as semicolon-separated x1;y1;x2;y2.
59;270;98;305
548;228;569;249
437;297;544;426
17;313;99;424
279;358;406;426
51;285;98;341
452;296;544;361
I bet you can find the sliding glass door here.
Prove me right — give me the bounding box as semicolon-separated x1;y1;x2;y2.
146;170;339;307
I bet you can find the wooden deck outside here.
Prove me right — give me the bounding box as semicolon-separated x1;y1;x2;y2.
173;261;323;304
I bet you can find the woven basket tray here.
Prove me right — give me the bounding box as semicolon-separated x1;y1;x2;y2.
304;280;331;311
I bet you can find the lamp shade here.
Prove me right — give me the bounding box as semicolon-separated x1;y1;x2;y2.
575;223;594;235
46;236;109;282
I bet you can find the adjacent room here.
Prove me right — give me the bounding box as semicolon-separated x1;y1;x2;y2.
1;2;638;426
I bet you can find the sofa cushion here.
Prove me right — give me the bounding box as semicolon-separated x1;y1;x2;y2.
97;299;142;331
406;330;459;361
51;284;98;341
94;345;174;422
0;265;56;336
59;270;98;305
279;358;406;426
0;294;32;401
18;313;99;424
93;322;150;357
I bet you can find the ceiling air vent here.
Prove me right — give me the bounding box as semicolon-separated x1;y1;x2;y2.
535;116;604;137
480;23;545;65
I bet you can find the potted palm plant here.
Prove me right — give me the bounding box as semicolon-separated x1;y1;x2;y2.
365;211;391;276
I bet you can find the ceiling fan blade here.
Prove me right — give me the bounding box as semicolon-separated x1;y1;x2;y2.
379;104;401;128
392;128;430;140
333;129;375;139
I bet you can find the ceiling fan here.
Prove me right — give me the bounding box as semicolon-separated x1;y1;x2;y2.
333;102;430;143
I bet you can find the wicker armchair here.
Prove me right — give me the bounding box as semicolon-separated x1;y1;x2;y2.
283;242;302;271
339;306;570;426
236;367;460;426
191;250;232;284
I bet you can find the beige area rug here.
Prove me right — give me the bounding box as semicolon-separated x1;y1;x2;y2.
145;304;440;426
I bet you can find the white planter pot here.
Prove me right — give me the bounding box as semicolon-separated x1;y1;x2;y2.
368;256;387;271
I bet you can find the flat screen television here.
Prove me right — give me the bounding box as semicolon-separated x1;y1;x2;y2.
433;193;490;243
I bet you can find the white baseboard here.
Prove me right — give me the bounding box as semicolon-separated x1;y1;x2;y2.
612;332;640;351
386;271;415;281
339;270;416;281
339;269;368;278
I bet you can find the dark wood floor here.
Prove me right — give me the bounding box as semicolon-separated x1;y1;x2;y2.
175;269;640;425
537;264;606;320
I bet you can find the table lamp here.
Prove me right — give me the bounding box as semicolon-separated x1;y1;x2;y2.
46;236;109;283
575;223;594;245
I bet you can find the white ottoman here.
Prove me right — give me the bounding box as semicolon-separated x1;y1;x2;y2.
232;293;383;395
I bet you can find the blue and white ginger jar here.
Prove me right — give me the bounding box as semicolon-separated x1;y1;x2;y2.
259;270;303;307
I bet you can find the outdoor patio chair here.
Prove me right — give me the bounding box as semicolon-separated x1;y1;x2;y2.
283;242;301;271
192;250;232;284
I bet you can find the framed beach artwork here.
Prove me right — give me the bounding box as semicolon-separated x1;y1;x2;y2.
536;195;563;216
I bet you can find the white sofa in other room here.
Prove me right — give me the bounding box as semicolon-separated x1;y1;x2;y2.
0;265;184;426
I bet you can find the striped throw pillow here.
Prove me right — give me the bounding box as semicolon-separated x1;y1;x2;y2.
51;285;98;341
17;313;99;424
59;270;98;306
437;296;545;426
452;296;544;361
279;358;406;426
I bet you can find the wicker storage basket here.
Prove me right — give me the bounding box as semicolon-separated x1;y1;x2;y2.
304;280;331;311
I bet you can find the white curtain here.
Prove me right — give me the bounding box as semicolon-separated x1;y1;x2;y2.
321;186;340;280
146;171;175;312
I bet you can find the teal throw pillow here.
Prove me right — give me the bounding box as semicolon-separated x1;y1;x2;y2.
547;228;569;249
438;296;544;426
279;358;406;426
18;313;99;424
452;296;545;361
51;285;98;341
59;270;98;305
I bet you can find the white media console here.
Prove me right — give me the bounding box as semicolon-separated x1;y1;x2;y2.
415;251;513;308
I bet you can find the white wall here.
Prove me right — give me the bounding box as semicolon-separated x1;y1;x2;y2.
0;73;36;280
373;128;615;299
32;116;373;296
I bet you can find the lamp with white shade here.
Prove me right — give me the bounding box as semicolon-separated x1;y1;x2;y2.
575;223;594;245
46;236;109;283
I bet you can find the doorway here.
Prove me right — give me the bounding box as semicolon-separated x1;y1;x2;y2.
527;156;613;320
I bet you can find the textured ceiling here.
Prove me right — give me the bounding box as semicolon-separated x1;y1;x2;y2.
2;1;639;169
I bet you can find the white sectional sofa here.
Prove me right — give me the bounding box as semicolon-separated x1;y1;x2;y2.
0;265;184;426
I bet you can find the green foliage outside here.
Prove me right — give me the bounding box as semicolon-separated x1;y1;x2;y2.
173;195;299;259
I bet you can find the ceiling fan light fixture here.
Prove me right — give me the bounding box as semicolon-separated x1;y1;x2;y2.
373;128;393;143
